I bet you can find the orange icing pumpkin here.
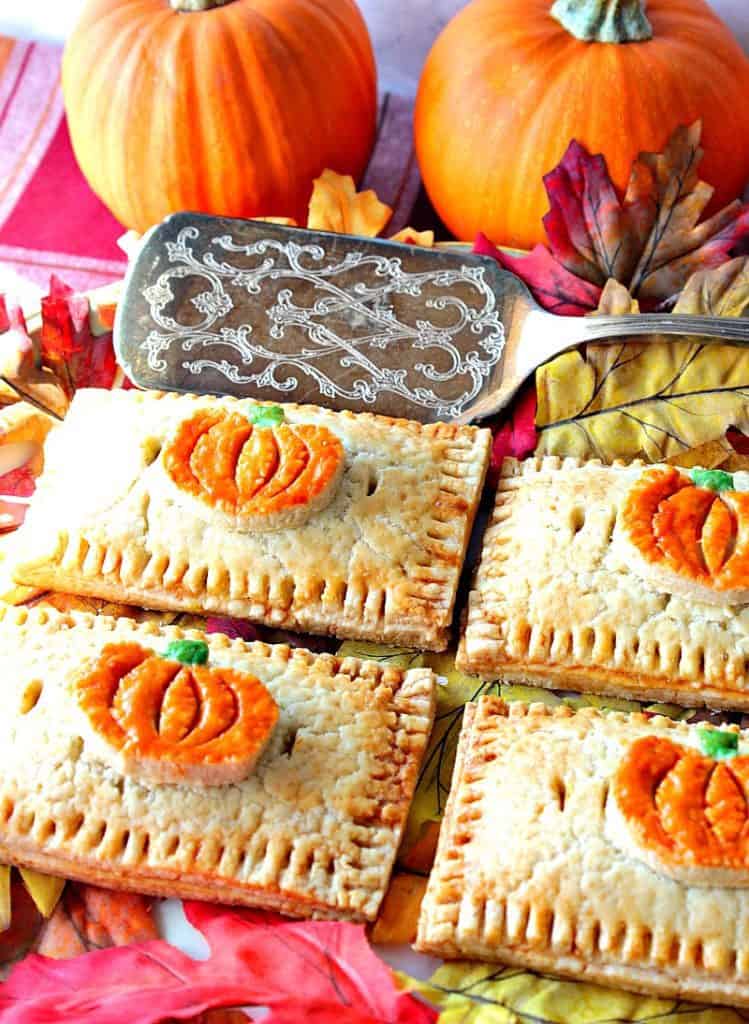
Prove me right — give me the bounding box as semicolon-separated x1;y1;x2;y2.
162;409;344;531
75;642;278;786
612;734;749;884
620;466;749;603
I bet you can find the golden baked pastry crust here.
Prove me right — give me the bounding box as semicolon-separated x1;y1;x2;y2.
458;456;749;708
416;698;749;1008
12;390;490;651
0;607;435;921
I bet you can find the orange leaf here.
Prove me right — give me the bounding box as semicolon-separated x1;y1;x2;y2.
398;820;441;874
35;885;158;958
389;228;434;247
370;873;427;945
307;170;392;237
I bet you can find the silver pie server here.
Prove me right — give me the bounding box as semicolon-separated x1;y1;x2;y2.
114;212;749;424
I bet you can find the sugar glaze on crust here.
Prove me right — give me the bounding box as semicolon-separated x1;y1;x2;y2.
458;456;749;708
417;699;749;1008
0;607;435;921
11;390;490;651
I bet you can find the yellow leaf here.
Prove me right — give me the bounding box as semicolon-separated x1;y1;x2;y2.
336;641;425;670
404;960;742;1023
594;278;639;315
538;255;749;462
18;868;65;918
307;169;392;237
666;437;734;469
403;652;498;862
389;228;435;247
499;684;563;706
370;872;426;945
255;216;298;227
0;866;9;933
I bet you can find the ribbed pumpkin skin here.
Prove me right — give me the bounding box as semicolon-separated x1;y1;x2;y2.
415;0;749;248
62;0;377;232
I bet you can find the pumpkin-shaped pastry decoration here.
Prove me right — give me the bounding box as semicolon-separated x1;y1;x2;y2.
162;404;345;531
61;0;377;232
610;730;749;886
75;639;278;786
619;466;749;605
415;0;749;249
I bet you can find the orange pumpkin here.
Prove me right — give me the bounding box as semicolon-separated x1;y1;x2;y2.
76;641;278;785
620;466;749;601
614;734;749;874
61;0;377;233
162;409;344;529
415;0;749;249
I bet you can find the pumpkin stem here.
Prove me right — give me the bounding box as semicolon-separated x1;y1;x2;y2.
169;0;236;10
550;0;653;42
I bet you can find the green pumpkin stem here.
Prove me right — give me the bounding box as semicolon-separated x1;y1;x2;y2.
169;0;236;11
550;0;653;43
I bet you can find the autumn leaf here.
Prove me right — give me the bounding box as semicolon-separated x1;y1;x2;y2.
494;121;749;311
40;277;119;396
205;616;260;642
487;383;537;483
0;303;67;420
536;257;749;461
35;886;158;958
402;961;745;1024
0;903;436;1024
474;232;600;315
389;228;435;247
0;879;42;979
307;169;392;237
371;873;427;946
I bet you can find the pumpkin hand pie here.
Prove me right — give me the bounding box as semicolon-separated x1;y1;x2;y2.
417;699;749;1008
11;390;490;649
0;607;435;920
458;457;749;709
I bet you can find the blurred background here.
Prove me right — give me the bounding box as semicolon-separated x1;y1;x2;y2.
4;0;748;95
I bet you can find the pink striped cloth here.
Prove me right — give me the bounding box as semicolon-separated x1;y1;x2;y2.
0;35;420;293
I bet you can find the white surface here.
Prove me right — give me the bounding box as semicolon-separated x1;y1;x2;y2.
2;0;749;95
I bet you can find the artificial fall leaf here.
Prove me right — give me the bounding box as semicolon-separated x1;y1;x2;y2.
35;885;158;958
16;871;64;921
256;216;298;227
536;257;749;461
0;879;42;978
40;276;119;397
475;232;599;316
370;873;427;945
0;871;9;934
389;228;435;247
488;382;537;483
0;303;67;420
307;169;392;237
0;903;436;1024
493;121;749;312
401;960;745;1024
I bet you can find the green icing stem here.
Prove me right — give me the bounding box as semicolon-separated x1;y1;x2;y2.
163;639;209;665
697;727;739;760
247;404;285;427
689;468;735;493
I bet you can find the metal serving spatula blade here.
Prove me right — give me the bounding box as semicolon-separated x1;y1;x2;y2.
115;212;749;424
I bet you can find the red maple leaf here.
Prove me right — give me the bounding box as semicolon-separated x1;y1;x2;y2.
40;276;119;392
0;903;436;1024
